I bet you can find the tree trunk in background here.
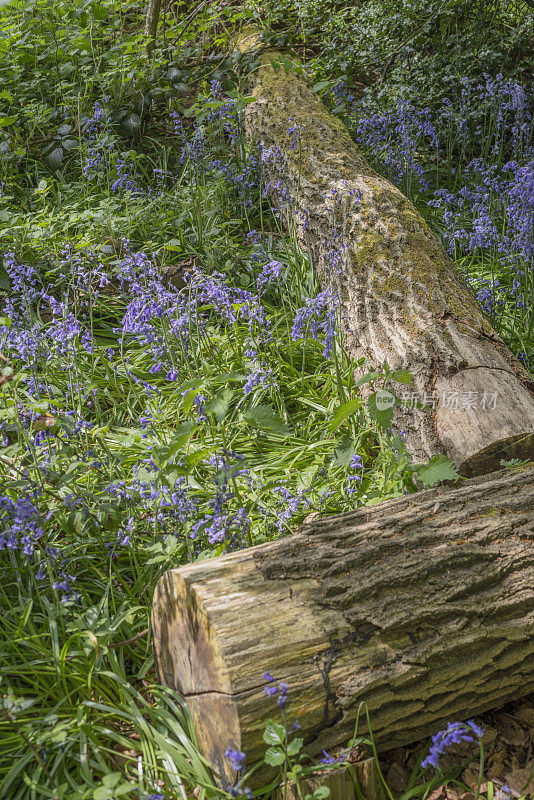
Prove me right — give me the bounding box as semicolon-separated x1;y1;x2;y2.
237;30;534;476
152;465;534;787
144;0;162;58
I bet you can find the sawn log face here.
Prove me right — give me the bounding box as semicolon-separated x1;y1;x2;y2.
152;466;534;785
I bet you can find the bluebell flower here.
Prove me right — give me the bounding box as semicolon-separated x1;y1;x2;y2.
225;747;246;772
291;289;337;358
421;720;484;770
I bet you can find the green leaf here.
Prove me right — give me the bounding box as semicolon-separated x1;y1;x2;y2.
391;368;413;385
93;788;113;800
121;112;142;135
367;390;396;429
102;773;122;789
264;746;286;766
330;398;363;431
243;405;292;436
286;737;303;756
500;458;530;468
45;147;64;170
332;434;356;467
154;422;196;464
164;239;183;251
311;788;331;799
416;454;459;487
0;267;10;291
0;115;17;127
91;2;108;20
354;370;381;388
263;720;286;746
205;389;233;423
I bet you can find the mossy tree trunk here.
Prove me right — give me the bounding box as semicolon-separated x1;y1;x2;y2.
152;466;534;787
237;31;534;475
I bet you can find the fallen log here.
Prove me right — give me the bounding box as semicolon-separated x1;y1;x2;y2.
152;465;534;786
272;759;379;800
237;30;534;475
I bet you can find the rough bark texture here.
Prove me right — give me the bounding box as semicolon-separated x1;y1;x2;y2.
144;0;162;57
237;30;534;474
152;465;534;786
272;760;379;800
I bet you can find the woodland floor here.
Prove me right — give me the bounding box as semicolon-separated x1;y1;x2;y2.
377;695;534;799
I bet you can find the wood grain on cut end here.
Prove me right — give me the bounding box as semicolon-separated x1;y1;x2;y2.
152;569;241;784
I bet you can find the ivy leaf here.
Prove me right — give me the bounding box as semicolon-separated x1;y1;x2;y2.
243;405;292;436
264;746;286;766
416;454;459;487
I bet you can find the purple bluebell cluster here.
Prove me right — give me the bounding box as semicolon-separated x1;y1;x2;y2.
291;288;337;358
111;158;140;194
256;260;283;294
342;70;533;358
421;719;484;770
0;492;44;556
346;452;364;493
350;98;438;190
273;486;312;533
225;747;246;772
319;749;345;764
263;671;289;710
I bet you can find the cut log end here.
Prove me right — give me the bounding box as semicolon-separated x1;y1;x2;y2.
458;432;534;477
152;570;242;785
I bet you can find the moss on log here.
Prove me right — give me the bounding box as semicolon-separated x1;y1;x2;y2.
237;30;534;474
152;465;534;786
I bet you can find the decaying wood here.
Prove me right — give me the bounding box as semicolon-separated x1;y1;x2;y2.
272;759;379;800
237;30;534;475
152;465;534;786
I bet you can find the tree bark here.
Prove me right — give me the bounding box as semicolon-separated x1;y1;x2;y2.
144;0;162;58
237;30;534;475
152;465;534;786
272;760;379;800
